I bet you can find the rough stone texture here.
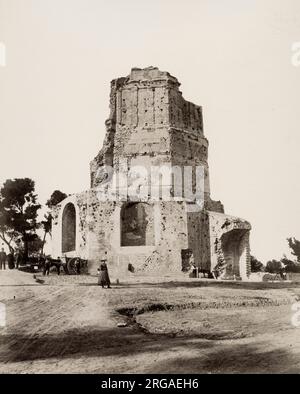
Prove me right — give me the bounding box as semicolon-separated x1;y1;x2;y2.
208;212;251;280
52;67;251;279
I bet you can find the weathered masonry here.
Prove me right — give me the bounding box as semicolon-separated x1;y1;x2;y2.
52;67;251;279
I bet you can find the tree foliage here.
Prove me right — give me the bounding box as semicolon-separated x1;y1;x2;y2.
281;255;300;273
287;237;300;263
250;255;264;272
28;234;44;255
46;190;67;209
39;190;67;256
40;212;52;256
0;178;41;257
265;259;282;274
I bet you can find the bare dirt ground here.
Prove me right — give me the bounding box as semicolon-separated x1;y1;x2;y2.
1;270;300;374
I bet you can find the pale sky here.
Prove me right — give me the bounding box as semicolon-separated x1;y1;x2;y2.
0;0;300;263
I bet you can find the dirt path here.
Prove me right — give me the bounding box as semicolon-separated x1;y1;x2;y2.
1;271;300;373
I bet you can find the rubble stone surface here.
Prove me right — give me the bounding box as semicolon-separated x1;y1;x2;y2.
52;67;251;279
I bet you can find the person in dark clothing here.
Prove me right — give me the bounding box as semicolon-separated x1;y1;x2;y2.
280;266;287;280
43;258;51;276
75;258;81;275
0;248;7;270
190;262;197;278
15;251;22;269
61;255;69;274
56;257;62;276
39;255;45;270
7;251;15;269
98;253;111;289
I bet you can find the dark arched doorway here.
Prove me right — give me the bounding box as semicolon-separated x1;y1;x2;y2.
62;203;76;253
121;202;154;247
220;229;248;277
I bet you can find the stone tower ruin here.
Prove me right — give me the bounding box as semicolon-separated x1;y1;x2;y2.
52;67;251;280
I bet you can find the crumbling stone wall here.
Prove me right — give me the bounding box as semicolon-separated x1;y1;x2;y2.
52;67;251;280
187;211;211;271
52;193;88;260
208;211;251;280
90;67;211;202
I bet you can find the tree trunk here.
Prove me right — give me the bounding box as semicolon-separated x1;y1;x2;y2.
40;231;47;256
0;232;14;253
23;233;29;264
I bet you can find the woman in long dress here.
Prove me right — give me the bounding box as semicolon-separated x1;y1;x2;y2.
98;257;111;289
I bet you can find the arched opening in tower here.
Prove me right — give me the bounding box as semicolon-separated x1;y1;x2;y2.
62;203;76;253
121;202;154;247
220;229;248;278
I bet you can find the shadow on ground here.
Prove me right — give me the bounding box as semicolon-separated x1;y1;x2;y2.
1;327;297;373
0;327;211;362
146;343;299;374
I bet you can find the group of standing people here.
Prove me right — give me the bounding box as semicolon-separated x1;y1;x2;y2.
41;256;55;276
41;252;111;286
0;247;22;270
40;252;111;286
0;245;112;287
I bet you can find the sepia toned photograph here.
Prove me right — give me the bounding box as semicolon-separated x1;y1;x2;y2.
1;0;300;380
